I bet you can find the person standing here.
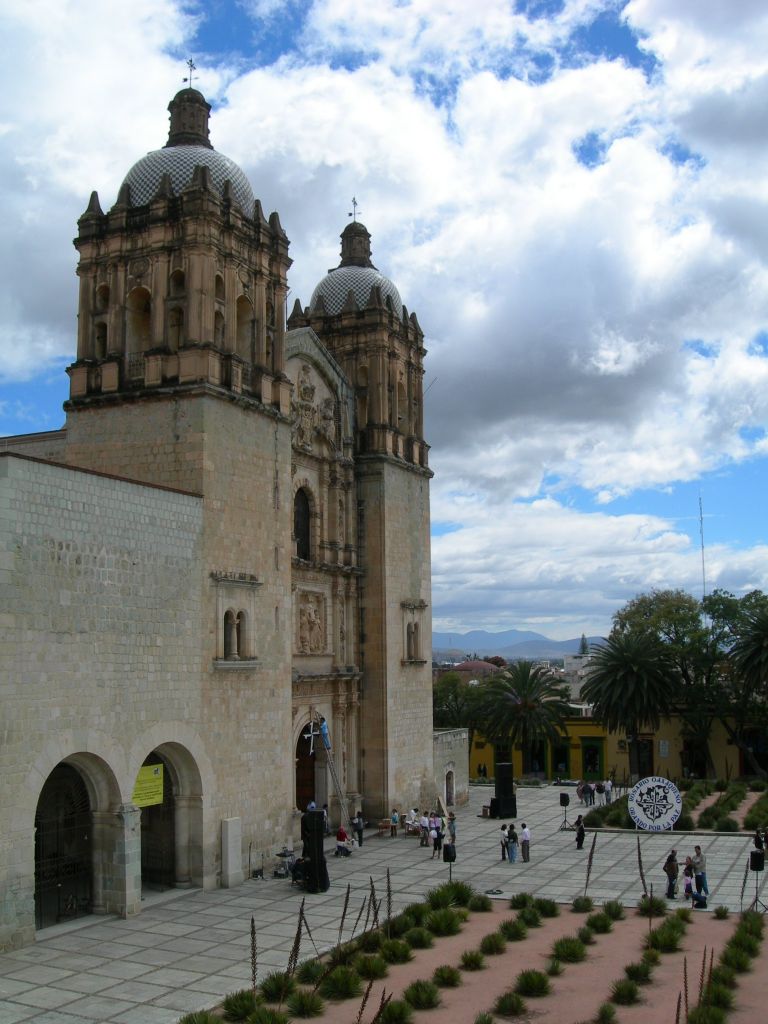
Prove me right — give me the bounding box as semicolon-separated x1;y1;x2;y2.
664;849;679;899
508;823;519;863
521;822;531;862
448;812;457;844
354;810;365;848
575;815;585;850
604;778;613;804
419;810;430;847
692;845;709;895
390;808;399;838
499;823;509;861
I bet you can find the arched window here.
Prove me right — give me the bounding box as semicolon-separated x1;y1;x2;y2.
94;322;107;359
168;307;183;351
294;488;311;561
224;609;240;660
215;274;225;302
170;269;185;297
95;284;110;313
126;287;151;356
214;310;225;346
236;296;253;358
397;380;407;431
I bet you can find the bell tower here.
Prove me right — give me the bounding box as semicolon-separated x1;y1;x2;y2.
67;87;292;422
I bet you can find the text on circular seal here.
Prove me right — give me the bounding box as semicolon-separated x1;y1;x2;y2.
628;776;682;832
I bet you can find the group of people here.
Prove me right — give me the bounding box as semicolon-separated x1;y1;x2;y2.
334;810;366;856
401;808;457;858
498;822;531;862
663;845;710;907
576;779;613;806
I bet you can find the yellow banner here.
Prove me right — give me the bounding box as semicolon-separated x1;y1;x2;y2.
132;764;164;807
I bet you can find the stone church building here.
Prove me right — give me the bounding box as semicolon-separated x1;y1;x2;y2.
0;88;443;950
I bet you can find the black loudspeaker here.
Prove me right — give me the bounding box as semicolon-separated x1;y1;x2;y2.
443;843;456;863
495;762;514;799
750;850;764;872
560;793;570;808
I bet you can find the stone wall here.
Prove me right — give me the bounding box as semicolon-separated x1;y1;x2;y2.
433;729;470;808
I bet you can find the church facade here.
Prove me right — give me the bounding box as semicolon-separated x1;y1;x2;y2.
0;88;434;950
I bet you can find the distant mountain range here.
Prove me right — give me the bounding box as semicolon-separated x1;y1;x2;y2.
432;628;603;662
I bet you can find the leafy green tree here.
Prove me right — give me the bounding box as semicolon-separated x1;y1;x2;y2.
581;633;675;778
724;601;768;776
433;671;485;751
480;662;570;774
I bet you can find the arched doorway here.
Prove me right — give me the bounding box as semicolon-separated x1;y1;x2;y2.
138;752;176;891
35;764;93;929
295;724;328;813
445;770;455;807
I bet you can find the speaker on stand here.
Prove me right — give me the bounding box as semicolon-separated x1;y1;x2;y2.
558;792;573;831
748;849;766;913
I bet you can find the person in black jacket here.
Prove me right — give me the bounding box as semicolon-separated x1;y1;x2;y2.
575;815;585;850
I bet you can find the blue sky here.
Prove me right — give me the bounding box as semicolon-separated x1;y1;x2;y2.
2;0;768;639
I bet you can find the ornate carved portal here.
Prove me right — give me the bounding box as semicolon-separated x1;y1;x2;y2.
291;363;336;452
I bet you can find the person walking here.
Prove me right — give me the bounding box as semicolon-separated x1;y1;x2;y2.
521;822;531;862
419;810;430;847
663;849;679;899
575;814;585;850
508;823;519;863
692;845;709;895
499;823;509;861
353;810;365;848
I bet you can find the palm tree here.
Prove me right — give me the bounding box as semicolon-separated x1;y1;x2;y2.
481;661;571;775
726;606;768;777
581;634;675;778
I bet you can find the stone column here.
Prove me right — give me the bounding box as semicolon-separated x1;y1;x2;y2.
104;804;142;919
174;795;195;887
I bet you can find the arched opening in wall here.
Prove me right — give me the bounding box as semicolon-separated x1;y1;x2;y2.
95;284;109;313
214;310;225;346
356;366;368;449
170;269;185;297
34;764;93;929
139;752;176;891
94;322;107;359
397;380;407;431
223;608;247;659
294;488;311;561
135;743;204;893
168;307;184;351
295;725;328;814
215;274;225;302
236;296;253;359
126;287;151;357
445;770;455;807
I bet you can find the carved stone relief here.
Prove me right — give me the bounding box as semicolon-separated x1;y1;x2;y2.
297;592;326;654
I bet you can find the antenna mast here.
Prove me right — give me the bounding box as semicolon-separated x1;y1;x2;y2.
698;493;707;601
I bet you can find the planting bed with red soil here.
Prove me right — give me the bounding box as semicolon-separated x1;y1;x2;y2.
280;902;748;1024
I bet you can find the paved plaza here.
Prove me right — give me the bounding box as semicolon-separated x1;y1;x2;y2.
0;785;762;1024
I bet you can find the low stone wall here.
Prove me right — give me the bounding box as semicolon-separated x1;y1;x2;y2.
433;728;469;808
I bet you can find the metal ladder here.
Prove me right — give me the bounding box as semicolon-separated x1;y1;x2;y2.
312;710;353;834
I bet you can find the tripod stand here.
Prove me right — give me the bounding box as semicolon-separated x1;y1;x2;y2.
558;795;574;832
748;872;767;913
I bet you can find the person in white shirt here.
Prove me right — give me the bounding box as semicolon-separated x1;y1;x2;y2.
604;778;613;804
521;823;531;862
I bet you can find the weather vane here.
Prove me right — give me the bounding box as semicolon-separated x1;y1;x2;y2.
348;197;361;222
183;58;196;89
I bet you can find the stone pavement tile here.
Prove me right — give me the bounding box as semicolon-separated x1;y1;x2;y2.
0;952;63;967
154;937;216;955
2;971;73;989
0;982;34;1000
30;958;103;976
50;975;119;997
12;1013;95;1024
49;995;136;1021
60;942;142;963
167;956;236;975
150;989;219;1013
199;944;249;962
182;972;251;996
7;989;80;1012
138;968;205;989
117;948;188;969
0;1005;37;1024
142;922;203;938
111;1007;180;1024
88;962;147;983
90;979;171;1003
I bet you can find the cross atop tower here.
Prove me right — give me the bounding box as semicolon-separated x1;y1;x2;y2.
348;196;361;223
183;58;197;89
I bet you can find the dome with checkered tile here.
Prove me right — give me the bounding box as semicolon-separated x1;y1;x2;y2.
119;88;255;214
310;221;403;316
